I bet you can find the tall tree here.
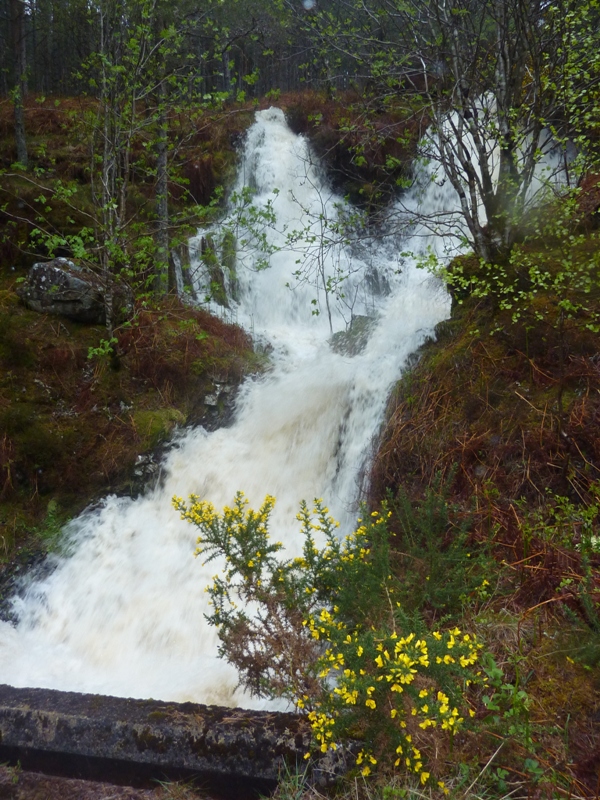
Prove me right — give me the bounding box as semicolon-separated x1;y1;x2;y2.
9;0;27;167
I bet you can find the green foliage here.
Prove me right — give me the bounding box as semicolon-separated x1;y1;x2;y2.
389;485;494;618
517;483;600;553
174;491;487;786
225;186;279;271
544;0;600;174
480;653;532;748
87;337;118;361
517;485;600;665
432;194;600;340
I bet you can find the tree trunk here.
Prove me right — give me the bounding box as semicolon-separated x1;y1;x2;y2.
10;0;28;168
155;79;173;294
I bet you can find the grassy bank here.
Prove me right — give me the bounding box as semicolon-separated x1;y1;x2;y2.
358;225;600;797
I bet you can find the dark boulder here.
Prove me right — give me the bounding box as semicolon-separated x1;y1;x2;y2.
17;259;133;324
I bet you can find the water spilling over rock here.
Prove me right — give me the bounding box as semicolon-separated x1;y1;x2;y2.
0;108;457;708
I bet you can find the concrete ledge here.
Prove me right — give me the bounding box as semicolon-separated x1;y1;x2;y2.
0;685;320;797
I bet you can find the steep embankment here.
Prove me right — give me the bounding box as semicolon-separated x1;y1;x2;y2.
368;215;600;792
0;282;257;553
0;97;261;566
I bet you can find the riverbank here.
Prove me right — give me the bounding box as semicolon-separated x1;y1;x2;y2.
0;274;259;564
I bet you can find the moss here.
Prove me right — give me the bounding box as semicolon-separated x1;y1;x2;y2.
132;725;173;754
0;315;35;368
146;710;168;722
0;291;18;308
132;408;186;449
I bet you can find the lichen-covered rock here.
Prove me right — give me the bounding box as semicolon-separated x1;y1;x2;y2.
0;685;349;797
17;258;133;324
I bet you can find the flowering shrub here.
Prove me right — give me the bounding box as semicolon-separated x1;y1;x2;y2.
173;491;485;786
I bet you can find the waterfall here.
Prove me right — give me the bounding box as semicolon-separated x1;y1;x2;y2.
0;108;457;709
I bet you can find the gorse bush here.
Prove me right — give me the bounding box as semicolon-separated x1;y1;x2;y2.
173;491;487;787
389;485;494;619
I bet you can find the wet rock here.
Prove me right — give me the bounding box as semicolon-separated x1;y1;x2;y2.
330;316;377;357
17;259;133;325
365;268;391;297
222;231;240;303
0;549;53;625
199;382;240;432
201;237;229;309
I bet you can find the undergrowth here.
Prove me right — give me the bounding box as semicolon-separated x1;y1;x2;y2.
174;480;600;798
0;274;256;561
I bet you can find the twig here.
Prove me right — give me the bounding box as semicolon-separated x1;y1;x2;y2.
462;742;505;798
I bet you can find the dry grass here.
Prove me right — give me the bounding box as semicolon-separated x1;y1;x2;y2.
367;270;600;796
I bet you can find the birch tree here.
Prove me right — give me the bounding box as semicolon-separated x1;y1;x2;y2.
293;0;590;262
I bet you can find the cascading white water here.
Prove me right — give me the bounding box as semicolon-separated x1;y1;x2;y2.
0;108;457;708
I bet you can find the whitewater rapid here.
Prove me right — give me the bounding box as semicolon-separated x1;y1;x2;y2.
0;108;454;708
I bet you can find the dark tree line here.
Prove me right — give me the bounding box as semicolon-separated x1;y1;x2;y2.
0;0;321;99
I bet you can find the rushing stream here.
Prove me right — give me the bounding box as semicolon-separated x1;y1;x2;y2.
0;108;457;708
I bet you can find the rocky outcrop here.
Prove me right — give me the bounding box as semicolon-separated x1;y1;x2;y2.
17;258;133;324
201;236;229;308
0;685;351;797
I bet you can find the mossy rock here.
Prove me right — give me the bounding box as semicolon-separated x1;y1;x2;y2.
132;408;186;449
330;315;377;356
